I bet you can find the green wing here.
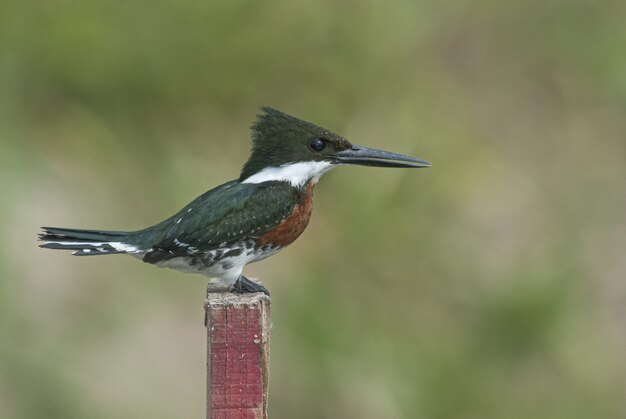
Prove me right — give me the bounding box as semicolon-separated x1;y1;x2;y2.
141;180;300;264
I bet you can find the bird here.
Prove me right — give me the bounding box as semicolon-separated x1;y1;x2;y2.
39;107;431;295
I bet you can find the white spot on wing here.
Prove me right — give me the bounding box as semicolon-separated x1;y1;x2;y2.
174;238;189;247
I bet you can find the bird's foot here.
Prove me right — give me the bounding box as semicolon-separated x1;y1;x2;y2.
230;275;270;296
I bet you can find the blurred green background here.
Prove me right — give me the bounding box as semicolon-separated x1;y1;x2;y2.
1;0;625;418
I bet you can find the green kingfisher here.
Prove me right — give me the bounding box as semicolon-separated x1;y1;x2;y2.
39;108;431;295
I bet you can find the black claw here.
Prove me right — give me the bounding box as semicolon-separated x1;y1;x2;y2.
230;275;270;296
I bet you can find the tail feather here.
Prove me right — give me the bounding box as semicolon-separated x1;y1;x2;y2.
39;227;139;256
39;227;128;241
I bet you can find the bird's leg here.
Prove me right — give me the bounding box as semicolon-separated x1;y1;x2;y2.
230;275;270;296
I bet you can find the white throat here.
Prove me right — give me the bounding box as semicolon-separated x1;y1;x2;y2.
242;161;334;187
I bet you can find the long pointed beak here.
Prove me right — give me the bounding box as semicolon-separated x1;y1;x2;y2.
333;145;431;168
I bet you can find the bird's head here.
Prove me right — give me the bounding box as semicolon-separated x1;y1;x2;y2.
240;107;431;186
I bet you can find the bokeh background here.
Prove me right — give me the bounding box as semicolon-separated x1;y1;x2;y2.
1;1;625;418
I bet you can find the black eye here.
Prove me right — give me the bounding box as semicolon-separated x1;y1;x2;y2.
309;138;326;151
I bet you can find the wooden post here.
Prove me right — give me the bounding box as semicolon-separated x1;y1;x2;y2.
204;292;271;419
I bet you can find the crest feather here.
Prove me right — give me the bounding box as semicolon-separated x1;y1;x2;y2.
241;107;328;180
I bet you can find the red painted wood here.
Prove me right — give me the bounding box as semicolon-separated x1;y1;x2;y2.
205;294;270;419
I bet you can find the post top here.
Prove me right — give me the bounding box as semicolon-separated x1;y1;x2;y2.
204;292;270;309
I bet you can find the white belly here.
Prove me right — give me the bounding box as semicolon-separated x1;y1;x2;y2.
151;244;283;288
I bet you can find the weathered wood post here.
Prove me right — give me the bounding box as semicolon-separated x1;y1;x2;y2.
204;292;271;419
